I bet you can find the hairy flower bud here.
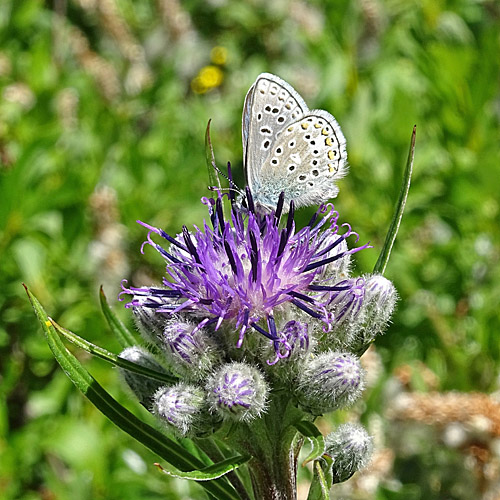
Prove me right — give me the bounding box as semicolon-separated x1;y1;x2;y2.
132;306;168;347
119;346;168;406
264;320;312;369
351;274;397;351
323;278;366;350
153;383;217;437
325;423;373;483
159;316;221;380
296;352;364;414
281;320;311;357
207;362;268;422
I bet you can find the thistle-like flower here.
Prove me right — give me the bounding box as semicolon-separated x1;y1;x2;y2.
120;189;371;366
119;186;396;474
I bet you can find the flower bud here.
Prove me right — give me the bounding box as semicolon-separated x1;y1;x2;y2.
132;306;168;347
324;278;366;350
349;274;397;353
153;383;217;437
361;274;397;334
296;352;364;414
325;423;373;483
280;320;311;357
264;320;312;366
206;362;268;422
159;316;221;380
119;346;168;406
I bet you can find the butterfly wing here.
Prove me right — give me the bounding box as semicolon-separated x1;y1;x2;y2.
256;109;348;210
242;73;308;195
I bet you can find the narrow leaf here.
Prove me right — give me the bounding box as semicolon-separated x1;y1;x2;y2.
25;285;240;500
100;286;137;348
294;421;325;466
155;454;250;481
205;119;222;190
49;317;177;384
373;125;416;275
306;461;330;500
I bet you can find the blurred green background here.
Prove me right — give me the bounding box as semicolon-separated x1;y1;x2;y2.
1;0;499;498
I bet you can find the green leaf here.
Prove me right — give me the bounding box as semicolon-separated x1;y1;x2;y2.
306;460;331;500
25;285;240;500
294;421;325;466
99;286;138;349
155;454;250;481
49;317;177;384
205;119;221;190
373;125;416;275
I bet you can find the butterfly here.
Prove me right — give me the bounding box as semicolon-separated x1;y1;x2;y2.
242;73;347;212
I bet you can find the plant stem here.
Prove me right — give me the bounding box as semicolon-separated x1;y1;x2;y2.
229;394;305;499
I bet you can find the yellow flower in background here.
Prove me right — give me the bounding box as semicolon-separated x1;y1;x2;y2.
191;65;224;94
210;46;228;66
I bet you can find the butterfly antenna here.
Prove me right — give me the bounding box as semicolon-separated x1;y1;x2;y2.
205;120;245;202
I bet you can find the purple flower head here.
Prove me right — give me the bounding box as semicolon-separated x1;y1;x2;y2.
120;190;370;359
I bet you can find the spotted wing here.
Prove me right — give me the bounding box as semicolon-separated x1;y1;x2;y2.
242;73;308;195
254;109;348;210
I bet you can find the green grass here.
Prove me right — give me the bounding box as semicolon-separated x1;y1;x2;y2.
1;0;499;498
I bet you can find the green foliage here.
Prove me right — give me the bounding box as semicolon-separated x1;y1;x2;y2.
1;0;499;498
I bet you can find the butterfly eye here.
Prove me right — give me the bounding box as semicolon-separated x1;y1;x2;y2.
298;175;307;181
